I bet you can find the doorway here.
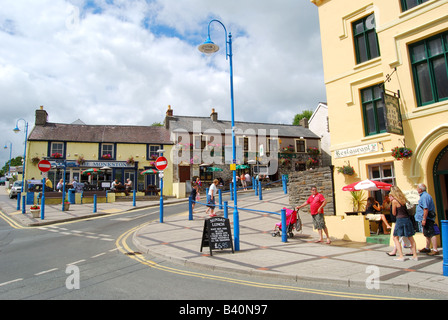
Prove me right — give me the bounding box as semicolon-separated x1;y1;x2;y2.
433;145;448;222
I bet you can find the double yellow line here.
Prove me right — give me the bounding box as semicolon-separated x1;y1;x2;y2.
117;223;422;300
0;211;28;229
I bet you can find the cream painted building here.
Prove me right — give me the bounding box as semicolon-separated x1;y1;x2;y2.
312;0;448;241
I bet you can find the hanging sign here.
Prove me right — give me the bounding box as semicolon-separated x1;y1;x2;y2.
383;93;403;135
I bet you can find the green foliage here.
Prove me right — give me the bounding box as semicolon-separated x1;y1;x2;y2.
292;110;314;126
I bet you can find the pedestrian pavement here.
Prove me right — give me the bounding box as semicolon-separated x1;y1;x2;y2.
1;186;447;296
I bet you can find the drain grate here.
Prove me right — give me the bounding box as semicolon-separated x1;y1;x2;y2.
125;252;142;256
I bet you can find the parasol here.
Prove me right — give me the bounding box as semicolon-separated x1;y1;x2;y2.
342;179;392;192
206;167;223;172
82;168;101;175
140;169;159;175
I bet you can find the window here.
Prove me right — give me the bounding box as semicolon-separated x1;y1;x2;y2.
148;145;160;160
295;139;306;153
353;14;380;64
50;142;64;158
100;143;114;159
400;0;430;12
368;162;395;201
361;85;386;136
410;31;448;106
193;135;206;150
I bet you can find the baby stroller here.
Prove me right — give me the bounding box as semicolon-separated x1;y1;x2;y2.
272;207;302;238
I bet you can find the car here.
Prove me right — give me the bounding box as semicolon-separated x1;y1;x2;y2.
0;177;6;186
9;181;23;199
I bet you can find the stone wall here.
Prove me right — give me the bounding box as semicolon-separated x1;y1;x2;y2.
288;166;335;215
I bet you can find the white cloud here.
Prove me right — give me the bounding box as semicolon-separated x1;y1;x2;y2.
0;0;325;166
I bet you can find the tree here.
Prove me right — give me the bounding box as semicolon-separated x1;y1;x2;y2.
0;156;23;176
292;110;314;126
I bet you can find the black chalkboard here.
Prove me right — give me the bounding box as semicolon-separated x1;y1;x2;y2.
200;217;234;256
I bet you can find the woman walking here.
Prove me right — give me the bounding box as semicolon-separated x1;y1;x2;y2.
389;186;418;262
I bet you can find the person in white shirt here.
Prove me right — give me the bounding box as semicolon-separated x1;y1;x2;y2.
206;179;219;217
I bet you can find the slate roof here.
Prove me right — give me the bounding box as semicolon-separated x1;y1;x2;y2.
168;116;320;139
28;122;172;144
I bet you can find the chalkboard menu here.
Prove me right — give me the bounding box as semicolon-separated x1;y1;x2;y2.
200;217;234;256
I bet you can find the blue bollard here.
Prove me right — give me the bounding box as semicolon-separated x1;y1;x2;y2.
17;192;21;211
230;183;233;201
189;197;193;221
255;179;258;196
41;195;45;220
219;189;223;210
224;201;228;219
93;194;97;213
259;181;263;201
281;208;287;243
442;220;448;277
22;194;26;214
133;189;136;207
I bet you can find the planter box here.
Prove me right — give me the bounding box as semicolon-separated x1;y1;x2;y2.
30;209;40;218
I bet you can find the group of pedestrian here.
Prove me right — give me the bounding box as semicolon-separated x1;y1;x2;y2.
385;183;439;261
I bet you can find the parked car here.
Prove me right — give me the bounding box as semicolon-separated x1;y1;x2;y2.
9;181;23;199
0;177;6;186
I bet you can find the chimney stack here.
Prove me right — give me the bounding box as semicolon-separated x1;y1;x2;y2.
35;106;48;126
210;108;218;122
299;117;309;129
164;105;174;129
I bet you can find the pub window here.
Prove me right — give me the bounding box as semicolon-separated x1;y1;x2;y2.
50;142;64;158
400;0;430;12
361;85;386;136
352;13;380;64
368;162;395;201
148;145;160;160
101;143;114;158
410;31;448;107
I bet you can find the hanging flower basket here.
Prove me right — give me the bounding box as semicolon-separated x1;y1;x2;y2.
77;156;85;165
306;157;318;169
391;147;413;160
337;165;355;176
52;153;63;159
127;157;135;165
31;157;41;165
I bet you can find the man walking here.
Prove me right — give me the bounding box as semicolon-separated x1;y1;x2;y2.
415;183;439;256
296;186;331;244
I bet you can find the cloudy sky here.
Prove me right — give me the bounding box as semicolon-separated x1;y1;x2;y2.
0;0;325;167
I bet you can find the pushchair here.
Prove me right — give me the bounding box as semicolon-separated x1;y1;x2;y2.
272;207;302;238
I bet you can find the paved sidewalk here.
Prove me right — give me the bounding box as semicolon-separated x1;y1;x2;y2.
133;189;448;295
1;186;447;295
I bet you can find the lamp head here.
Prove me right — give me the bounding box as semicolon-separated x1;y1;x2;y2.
13;126;20;133
198;37;220;55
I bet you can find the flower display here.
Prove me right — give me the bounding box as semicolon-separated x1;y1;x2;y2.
337;165;355;176
30;205;40;210
391;147;413;160
52;153;62;158
307;147;320;155
102;154;112;159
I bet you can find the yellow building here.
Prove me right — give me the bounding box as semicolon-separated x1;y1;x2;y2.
26;107;174;198
312;0;448;241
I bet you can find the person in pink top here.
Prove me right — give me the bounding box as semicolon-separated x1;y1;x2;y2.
296;186;331;244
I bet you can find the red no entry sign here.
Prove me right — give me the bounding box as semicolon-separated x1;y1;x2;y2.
38;160;52;172
155;156;168;171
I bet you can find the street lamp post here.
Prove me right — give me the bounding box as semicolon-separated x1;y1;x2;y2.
13;118;29;214
3;141;12;180
198;19;240;251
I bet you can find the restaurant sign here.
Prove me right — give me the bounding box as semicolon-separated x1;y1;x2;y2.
334;143;378;159
383;93;403;135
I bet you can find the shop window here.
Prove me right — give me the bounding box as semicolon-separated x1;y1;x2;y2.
361;85;386;136
400;0;430;12
352;13;380;64
410;31;448;106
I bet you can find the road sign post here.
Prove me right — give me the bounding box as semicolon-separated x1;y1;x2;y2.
155;156;168;223
37;160;51;220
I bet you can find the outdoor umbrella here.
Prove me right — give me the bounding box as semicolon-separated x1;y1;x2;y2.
206;167;223;172
236;164;249;169
140;169;159;175
342;179;392;191
82;168;101;175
